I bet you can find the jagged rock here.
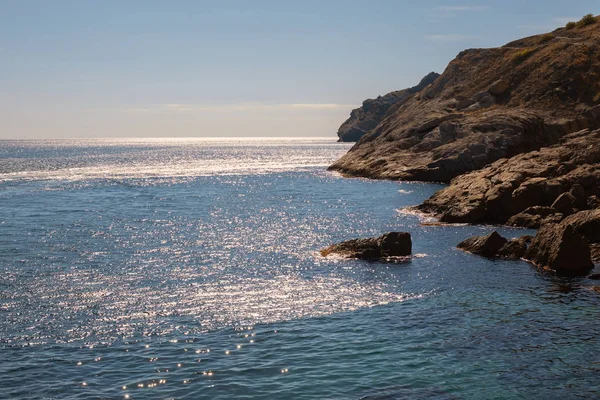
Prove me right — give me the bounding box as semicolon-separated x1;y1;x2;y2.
457;231;507;258
321;232;412;260
523;223;594;277
506;206;564;228
551;192;576;214
336;72;440;142
561;209;600;243
419;129;600;224
489;79;510;96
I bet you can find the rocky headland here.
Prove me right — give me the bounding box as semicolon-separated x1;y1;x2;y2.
337;72;440;142
330;17;600;182
328;15;600;277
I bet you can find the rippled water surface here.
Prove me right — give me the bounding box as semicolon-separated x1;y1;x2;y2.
1;138;599;399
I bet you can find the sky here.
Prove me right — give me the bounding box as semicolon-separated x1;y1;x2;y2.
0;1;597;139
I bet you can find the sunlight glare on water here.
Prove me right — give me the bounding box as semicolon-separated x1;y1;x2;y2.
0;137;347;182
0;138;599;399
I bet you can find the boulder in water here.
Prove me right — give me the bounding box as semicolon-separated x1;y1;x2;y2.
457;231;507;258
321;232;412;260
524;223;594;277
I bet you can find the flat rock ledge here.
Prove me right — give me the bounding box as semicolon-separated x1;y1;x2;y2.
321;232;412;261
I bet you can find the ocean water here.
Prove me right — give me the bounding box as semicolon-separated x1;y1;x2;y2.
0;138;599;400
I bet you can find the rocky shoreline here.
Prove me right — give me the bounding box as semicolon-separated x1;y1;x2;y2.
325;16;600;279
418;128;600;225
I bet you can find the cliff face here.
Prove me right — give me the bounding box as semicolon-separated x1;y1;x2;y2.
337;72;440;142
330;19;600;182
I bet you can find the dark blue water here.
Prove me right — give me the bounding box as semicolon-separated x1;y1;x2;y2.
1;138;599;399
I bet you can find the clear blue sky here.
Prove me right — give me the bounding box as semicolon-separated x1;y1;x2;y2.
0;1;597;139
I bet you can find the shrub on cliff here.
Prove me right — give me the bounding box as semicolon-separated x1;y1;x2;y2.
512;48;535;64
577;14;597;28
538;33;554;44
566;14;598;29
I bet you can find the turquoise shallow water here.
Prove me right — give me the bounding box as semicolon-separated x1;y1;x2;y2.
0;138;599;399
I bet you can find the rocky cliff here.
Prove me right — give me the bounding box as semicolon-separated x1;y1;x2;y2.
330;17;600;182
336;72;439;142
419;127;600;224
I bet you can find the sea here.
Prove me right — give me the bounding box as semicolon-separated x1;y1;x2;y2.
0;137;598;399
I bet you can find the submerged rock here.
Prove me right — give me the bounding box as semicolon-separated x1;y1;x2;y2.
321;232;412;260
523;223;594;277
457;231;507;258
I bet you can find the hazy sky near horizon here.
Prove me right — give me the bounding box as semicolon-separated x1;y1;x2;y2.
1;1;597;139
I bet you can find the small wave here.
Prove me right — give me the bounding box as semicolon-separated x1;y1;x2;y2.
397;206;438;223
396;206;473;226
